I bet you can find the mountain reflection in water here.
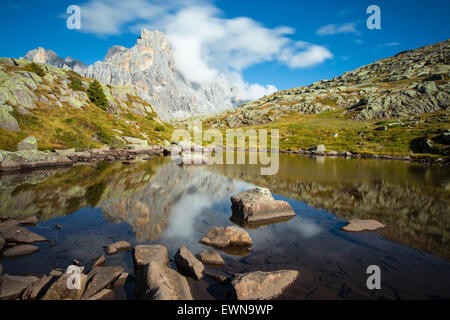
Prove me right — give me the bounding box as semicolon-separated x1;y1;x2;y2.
0;153;449;299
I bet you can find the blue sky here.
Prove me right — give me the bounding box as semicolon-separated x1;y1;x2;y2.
0;0;449;96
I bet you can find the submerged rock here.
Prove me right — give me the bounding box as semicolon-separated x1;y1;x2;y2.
3;244;40;258
199;226;253;249
174;246;205;280
0;221;47;243
342;219;386;232
231;270;299;300
231;187;295;223
0;236;4;251
105;240;131;255
197;250;225;266
92;255;106;268
135;261;193;300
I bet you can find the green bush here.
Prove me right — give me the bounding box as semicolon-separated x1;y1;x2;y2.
27;62;46;77
87;80;108;110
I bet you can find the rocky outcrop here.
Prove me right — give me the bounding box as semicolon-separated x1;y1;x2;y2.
231;270;299;300
25;29;239;120
174;246;205;280
342;219;386;232
199;226;253;249
0;150;73;172
231;187;296;224
24;47;87;73
180;40;449;128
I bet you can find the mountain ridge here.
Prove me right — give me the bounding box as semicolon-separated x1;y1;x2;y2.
24;29;240;120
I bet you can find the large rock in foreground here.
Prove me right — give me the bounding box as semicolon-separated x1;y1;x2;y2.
231;187;295;224
342;219;386;232
199;226;253;249
135;261;193;300
174;246;204;280
133;244;169;269
231;270;299;300
0;274;39;300
42;267;88;300
134;244;193;300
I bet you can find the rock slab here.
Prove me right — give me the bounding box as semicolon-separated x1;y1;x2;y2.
174;246;205;280
231;270;299;300
342;219;386;232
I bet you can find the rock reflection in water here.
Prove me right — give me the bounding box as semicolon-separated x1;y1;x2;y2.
207;154;450;260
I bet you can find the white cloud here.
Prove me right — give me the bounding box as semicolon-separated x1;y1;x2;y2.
378;42;400;48
316;22;359;36
78;0;333;101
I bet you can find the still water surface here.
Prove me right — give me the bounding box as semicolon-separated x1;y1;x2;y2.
0;154;449;299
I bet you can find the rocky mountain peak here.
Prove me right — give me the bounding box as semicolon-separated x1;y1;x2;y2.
24;28;238;120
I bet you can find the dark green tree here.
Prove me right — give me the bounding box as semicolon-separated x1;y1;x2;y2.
87;80;108;110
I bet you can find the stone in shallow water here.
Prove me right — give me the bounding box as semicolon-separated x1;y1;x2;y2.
3;244;40;257
133;244;169;269
0;274;40;300
197;250;225;266
0;222;47;244
92;255;106;268
231;270;299;300
199;226;253;249
342;219;386;232
105;240;131;255
231;187;295;223
174;246;205;280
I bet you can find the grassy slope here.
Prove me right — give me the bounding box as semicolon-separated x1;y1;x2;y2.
200;109;449;158
0;60;174;151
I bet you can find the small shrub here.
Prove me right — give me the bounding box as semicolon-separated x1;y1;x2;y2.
27;62;46;77
87;80;108;110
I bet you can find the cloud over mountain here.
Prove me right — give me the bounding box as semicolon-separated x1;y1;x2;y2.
78;0;332;100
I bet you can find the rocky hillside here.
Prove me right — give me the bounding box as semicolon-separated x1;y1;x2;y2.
186;40;449;128
0;58;172;152
25;29;239;120
176;40;449;157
